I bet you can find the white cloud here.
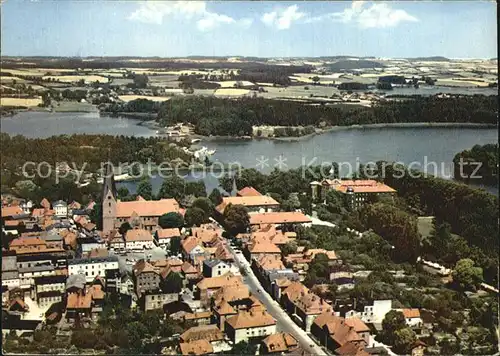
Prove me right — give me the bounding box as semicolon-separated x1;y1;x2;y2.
261;5;305;30
128;1;250;31
321;1;418;28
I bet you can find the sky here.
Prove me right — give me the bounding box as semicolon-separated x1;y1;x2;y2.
1;0;497;59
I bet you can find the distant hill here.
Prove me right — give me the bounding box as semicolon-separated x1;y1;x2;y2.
327;59;385;71
406;56;450;62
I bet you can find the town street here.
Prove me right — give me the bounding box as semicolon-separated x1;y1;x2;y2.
225;243;328;356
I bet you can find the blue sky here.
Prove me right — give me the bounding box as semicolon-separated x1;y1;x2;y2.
1;1;497;58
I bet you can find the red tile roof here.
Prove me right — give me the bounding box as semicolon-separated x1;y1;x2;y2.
237;186;262;197
249;212;312;226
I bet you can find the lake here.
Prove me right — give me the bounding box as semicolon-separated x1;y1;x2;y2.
2;111;497;195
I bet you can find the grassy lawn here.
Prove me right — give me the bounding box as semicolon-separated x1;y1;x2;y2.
418;216;435;242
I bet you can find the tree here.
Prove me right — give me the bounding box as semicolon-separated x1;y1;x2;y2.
159;317;184;337
136;178;153;200
304;253;330;287
184;207;206;227
117;186;130;199
191;197;214;218
280;241;298;256
209;188;223;206
71;328;98;349
158;212;184;229
160;272;183;294
382;310;406;337
169;236;181;255
452;258;483;291
312;76;320;84
325;189;345;213
118;222;132;235
223;341;257;355
185;181;206;197
223;204;250;235
392;327;417;354
158;176;185;201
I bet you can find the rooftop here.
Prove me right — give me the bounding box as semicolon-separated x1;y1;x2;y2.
249;212;312;226
226;309;276;329
116;199;179;218
237;186;263;197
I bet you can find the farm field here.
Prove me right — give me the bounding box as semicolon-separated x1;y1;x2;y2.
52;101;97;112
1;76;28;83
118;95;173;102
213;88;250;96
42;75;109;84
1;97;42;107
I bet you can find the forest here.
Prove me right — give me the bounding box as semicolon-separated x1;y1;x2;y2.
370;161;499;284
156;95;498;136
453;143;498;185
0;133;192;190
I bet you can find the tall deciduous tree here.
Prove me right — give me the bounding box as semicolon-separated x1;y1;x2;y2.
452;258;483;291
158;212;184;229
136;178;153;200
223;204;250;235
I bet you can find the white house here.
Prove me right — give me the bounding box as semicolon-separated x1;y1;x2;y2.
52;200;68;217
400;308;423;328
345;299;392;324
20;200;33;214
68;255;119;283
155;228;180;249
125;229;155;251
225;310;277;344
203;259;231;278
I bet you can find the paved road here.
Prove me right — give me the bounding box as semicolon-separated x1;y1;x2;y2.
226;244;327;356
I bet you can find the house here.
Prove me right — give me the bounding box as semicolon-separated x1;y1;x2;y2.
52;200;68;217
401;308;423;328
311;179;396;210
180;324;224;343
142;291;178;312
40;198;51;210
294;291;333;332
68;253;119;283
9;236;64;256
216;195;280;215
345;300;392;324
311;312;366;353
20;200;33;214
330;265;355;290
245;241;281;261
410;340;427;356
179;339;214;355
16;254;67;287
183;311;212;326
196;274;243;307
66;274;86;293
203;259;231;278
249;212;312;227
155;228;180;249
66;291;92;321
225;309;277;344
124;229;155;250
182;236;206;262
261;332;299;354
34;275;66;297
37;290;63;308
133;260;161;297
1;254;20;289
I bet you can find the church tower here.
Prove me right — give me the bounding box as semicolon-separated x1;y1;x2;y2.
102;162;117;234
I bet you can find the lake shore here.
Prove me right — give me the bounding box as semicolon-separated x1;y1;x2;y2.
194;122;498;143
